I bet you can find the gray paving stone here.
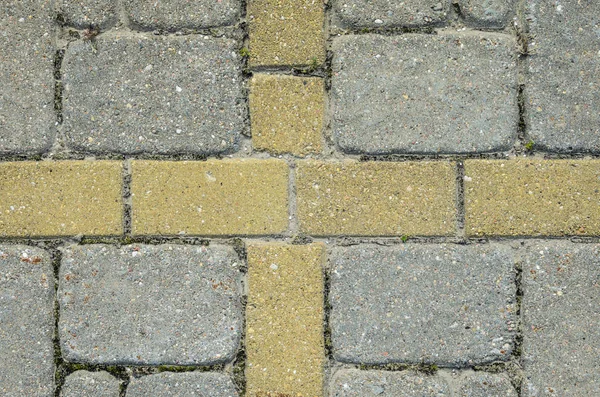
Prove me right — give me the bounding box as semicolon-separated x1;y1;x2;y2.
0;245;54;396
61;370;121;397
331;33;518;154
125;0;241;30
62;34;244;155
522;241;600;396
126;372;238;397
458;0;515;28
458;372;517;396
329;369;451;396
58;0;118;29
330;243;517;366
332;0;448;28
58;244;243;365
525;0;600;153
0;0;55;154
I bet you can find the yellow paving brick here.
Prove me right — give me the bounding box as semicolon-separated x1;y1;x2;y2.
250;74;324;156
247;243;325;397
131;159;289;235
296;160;456;236
0;161;122;237
464;159;600;236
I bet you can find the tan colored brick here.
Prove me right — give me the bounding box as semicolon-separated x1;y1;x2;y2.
296;160;456;236
465;159;600;236
0;161;122;237
131;159;289;235
250;74;324;157
246;243;325;397
248;0;325;66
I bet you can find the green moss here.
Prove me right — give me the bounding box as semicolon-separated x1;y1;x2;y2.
524;140;535;151
239;47;251;58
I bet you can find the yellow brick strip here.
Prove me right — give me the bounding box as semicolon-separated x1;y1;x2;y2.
464;159;600;236
247;0;325;66
0;161;122;237
246;243;325;397
131;159;289;235
250;74;324;157
296;160;457;236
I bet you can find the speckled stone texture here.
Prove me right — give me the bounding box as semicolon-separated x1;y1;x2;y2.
58;0;118;29
0;246;54;396
330;244;517;366
331;33;518;154
62;34;244;155
127;372;238;397
329;369;451;396
58;244;243;365
332;0;448;28
61;371;121;397
458;372;518;396
458;0;515;28
522;241;600;396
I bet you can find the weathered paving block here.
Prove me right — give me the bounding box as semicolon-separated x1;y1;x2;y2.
458;372;517;396
330;244;517;366
458;0;515;28
332;33;518;154
0;0;55;154
58;0;118;29
62;34;244;155
525;0;600;152
247;243;325;397
127;372;238;396
59;244;243;365
248;0;325;66
250;74;324;156
0;246;54;396
61;371;121;397
522;241;600;396
131;159;289;235
296;160;455;236
329;369;451;396
332;0;448;28
0;161;123;237
464;159;600;236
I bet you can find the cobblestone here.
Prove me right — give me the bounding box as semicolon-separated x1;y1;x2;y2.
332;0;448;28
458;372;517;396
58;0;118;29
330;369;450;396
61;371;121;397
458;0;515;28
126;372;238;397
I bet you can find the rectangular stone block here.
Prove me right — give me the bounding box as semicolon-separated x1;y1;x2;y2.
246;243;325;397
296;160;456;236
458;0;515;28
58;0;118;29
464;159;600;236
330;369;450;396
61;371;120;397
127;372;238;397
62;34;244;155
58;244;243;365
332;0;448;28
0;161;123;237
525;0;600;153
131;159;289;235
330;244;517;366
0;245;54;396
331;33;518;154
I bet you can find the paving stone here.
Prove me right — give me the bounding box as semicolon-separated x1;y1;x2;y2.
246;243;325;397
458;0;515;28
125;0;241;30
131;159;289;236
62;34;244;155
0;161;123;237
296;160;456;236
332;0;448;28
0;0;55;154
58;244;243;365
0;245;54;396
331;33;518;154
58;0;118;29
458;372;517;396
329;369;451;396
522;241;600;396
250;74;324;156
61;371;121;397
525;0;600;153
464;159;600;236
126;372;238;397
330;243;517;366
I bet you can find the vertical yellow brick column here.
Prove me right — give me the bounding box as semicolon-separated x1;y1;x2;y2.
246;243;325;396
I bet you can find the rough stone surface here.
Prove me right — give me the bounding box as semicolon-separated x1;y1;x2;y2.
58;0;118;29
458;372;518;396
127;372;238;397
522;241;600;396
246;243;325;397
332;0;448;28
458;0;515;28
525;0;600;153
329;369;451;396
248;0;325;66
131;160;289;235
0;161;123;237
62;34;244;155
125;0;241;30
464;159;600;236
250;74;324;156
58;244;243;365
0;245;54;396
330;244;517;366
0;0;55;154
331;33;518;154
61;371;121;397
296;160;456;236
